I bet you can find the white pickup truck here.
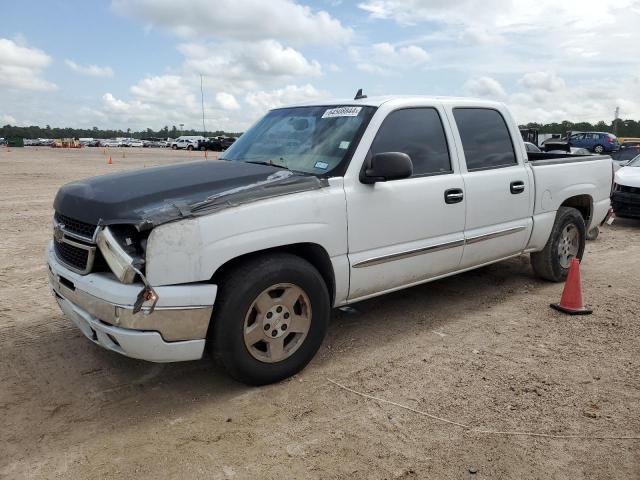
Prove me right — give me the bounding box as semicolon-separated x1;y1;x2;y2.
48;95;613;385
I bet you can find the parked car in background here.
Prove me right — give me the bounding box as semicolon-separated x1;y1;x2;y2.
198;137;223;151
123;139;144;147
611;142;640;169
524;142;541;153
142;138;167;148
0;138;7;146
171;136;204;150
612;155;640;218
220;136;236;149
546;146;592;156
568;132;620;153
102;139;122;147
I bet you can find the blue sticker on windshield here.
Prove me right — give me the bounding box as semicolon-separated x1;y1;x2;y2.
314;161;329;170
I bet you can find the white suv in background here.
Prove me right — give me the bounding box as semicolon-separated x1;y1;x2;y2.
171;136;204;150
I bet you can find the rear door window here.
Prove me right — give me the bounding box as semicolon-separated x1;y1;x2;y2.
453;108;517;171
371;108;452;176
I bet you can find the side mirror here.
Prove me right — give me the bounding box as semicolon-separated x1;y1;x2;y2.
361;152;413;184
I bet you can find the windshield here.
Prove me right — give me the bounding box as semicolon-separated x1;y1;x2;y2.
221;105;376;175
628;155;640;167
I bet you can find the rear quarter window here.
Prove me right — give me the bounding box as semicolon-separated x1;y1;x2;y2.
453;108;517;171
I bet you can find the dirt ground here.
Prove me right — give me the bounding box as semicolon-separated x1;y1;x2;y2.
1;146;639;480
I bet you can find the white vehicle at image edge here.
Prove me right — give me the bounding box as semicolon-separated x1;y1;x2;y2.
611;155;640;218
47;95;614;385
171;135;204;150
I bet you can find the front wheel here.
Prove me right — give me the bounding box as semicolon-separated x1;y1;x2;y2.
593;144;604;154
531;206;586;282
211;253;330;385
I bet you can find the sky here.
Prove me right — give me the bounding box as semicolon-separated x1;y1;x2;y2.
1;0;640;132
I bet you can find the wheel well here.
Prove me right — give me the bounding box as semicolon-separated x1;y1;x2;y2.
560;195;592;225
210;243;336;304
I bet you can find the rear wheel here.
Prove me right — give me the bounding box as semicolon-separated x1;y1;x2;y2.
171;144;177;150
187;145;194;151
593;144;604;154
211;253;330;385
531;206;586;282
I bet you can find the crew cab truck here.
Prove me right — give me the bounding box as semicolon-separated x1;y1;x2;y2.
48;96;613;385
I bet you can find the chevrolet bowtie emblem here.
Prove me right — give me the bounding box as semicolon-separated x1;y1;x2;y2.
53;223;65;243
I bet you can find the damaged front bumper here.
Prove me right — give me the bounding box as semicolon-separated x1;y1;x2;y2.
47;242;217;362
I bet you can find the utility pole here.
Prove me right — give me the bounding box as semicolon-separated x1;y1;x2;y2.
200;75;206;138
614;106;620;135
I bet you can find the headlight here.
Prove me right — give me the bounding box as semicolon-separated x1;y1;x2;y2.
96;226;140;283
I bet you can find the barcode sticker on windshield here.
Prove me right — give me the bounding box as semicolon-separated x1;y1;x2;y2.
321;106;362;119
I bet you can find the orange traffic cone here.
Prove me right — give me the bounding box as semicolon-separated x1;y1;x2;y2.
550;258;592;315
108;156;113;165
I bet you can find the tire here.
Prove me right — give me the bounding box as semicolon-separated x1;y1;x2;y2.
593;144;604;154
171;144;177;150
187;145;194;151
531;206;586;282
211;253;330;385
586;226;599;241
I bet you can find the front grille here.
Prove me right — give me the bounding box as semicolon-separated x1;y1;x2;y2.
54;240;90;271
618;185;640;195
54;212;97;239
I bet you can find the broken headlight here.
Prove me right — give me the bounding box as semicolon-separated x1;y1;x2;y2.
96;226;145;284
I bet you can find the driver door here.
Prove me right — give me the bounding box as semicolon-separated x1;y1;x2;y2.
345;106;466;301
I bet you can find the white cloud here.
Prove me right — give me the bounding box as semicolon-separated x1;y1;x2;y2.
0;38;56;91
464;76;507;99
65;59;114;77
350;42;429;75
519;71;565;92
460;74;640;124
245;84;325;110
130;75;196;107
112;0;352;44
358;0;636;29
216;92;240;110
179;40;322;81
1;114;17;124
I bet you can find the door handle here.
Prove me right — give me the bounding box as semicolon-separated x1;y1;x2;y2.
444;188;464;204
510;181;525;194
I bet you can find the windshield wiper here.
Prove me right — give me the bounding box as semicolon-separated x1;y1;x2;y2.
245;159;290;170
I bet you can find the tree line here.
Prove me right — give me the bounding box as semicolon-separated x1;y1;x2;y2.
3;118;640;140
0;124;243;140
520;118;640;137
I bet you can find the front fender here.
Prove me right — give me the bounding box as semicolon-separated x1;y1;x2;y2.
145;185;347;286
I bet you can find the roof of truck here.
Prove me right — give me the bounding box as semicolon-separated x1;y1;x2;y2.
286;95;504;109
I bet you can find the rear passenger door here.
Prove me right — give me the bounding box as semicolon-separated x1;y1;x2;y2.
448;107;533;268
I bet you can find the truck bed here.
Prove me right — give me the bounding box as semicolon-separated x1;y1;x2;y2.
527;151;608;163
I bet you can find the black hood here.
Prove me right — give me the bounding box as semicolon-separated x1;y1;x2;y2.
54;160;325;230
